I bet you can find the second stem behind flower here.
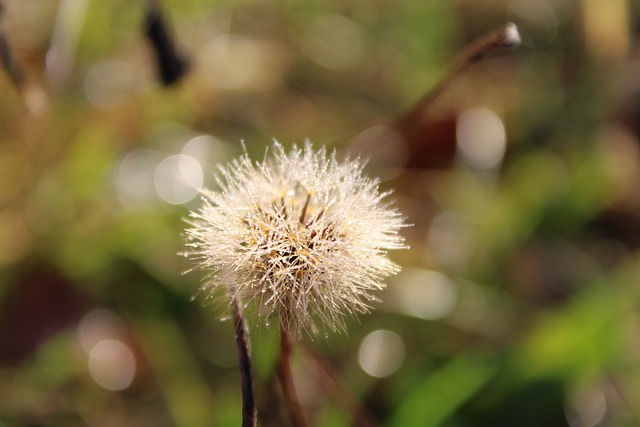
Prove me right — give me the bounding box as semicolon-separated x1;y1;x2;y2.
277;319;309;427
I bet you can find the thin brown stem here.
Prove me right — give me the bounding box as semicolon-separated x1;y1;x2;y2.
232;298;258;427
277;322;309;427
395;22;521;128
301;342;378;427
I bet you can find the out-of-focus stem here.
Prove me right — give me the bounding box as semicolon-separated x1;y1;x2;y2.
606;373;640;426
232;298;257;427
396;22;521;127
277;322;309;427
301;342;378;427
0;4;47;115
45;0;89;88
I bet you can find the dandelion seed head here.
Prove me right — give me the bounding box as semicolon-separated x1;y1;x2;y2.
185;142;407;336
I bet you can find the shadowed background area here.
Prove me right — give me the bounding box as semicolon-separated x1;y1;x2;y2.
1;0;640;426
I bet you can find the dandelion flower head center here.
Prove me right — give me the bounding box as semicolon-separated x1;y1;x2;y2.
246;190;337;275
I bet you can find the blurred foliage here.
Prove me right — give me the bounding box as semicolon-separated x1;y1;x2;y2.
1;0;640;426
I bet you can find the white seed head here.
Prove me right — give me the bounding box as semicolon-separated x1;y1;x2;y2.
185;142;407;336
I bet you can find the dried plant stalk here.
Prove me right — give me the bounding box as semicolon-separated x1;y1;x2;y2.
396;22;521;128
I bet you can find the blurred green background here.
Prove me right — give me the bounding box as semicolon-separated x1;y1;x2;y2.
1;0;639;426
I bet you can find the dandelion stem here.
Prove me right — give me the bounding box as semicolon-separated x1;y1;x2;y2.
232;297;257;427
277;321;309;427
395;22;521;127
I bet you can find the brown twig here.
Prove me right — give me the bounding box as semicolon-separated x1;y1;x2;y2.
395;22;521;128
301;342;378;427
277;322;309;427
232;298;258;427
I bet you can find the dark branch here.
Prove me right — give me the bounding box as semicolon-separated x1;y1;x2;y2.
395;22;521;129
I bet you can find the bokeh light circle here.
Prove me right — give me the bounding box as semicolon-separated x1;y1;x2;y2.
358;330;405;378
